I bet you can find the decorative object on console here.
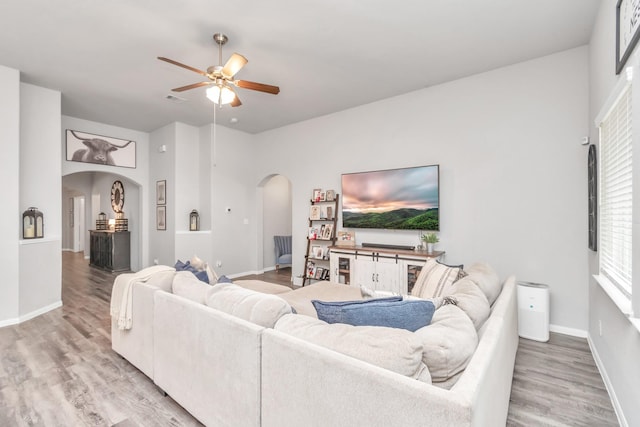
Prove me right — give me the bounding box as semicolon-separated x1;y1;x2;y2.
342;164;439;231
22;207;43;239
115;211;128;231
96;212;108;230
190;209;200;231
421;232;439;254
66;129;136;168
335;230;355;247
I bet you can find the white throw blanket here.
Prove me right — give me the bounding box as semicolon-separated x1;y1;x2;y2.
110;265;175;330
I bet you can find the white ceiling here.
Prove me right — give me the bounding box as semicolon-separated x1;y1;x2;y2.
0;0;600;134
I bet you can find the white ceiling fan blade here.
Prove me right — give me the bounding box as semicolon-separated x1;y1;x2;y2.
221;53;248;79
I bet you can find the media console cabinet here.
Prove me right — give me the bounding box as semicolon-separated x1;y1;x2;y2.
89;230;130;272
329;245;444;294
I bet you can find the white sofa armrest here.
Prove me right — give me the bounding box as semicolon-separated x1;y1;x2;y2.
153;291;263;427
111;282;158;378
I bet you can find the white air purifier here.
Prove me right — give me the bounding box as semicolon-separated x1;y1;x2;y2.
517;281;550;342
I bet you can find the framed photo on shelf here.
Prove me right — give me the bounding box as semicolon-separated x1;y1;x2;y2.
156;206;166;230
156;180;166;205
312;188;322;202
314;267;325;280
319;191;326;202
326;206;333;220
306;260;316;277
308;226;319;240
312;245;323;259
326;190;336;201
323;223;334;239
310;206;321;220
617;0;640;74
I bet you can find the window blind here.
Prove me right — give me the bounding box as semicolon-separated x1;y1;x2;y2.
599;84;633;296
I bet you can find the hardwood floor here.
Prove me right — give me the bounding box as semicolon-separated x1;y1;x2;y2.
0;253;619;426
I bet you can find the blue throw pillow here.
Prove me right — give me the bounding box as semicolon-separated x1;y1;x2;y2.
175;260;209;284
312;297;435;332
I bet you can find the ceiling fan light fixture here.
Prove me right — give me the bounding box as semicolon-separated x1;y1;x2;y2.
206;84;235;105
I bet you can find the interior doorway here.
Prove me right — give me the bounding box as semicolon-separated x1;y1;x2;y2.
72;196;85;252
260;174;292;273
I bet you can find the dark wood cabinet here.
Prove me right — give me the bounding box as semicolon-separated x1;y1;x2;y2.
89;230;130;272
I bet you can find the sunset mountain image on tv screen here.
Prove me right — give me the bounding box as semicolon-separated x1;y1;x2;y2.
341;165;439;231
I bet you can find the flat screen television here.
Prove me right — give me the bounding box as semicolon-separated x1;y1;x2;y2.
341;165;439;231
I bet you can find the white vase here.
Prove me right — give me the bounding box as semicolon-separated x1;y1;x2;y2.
426;243;434;253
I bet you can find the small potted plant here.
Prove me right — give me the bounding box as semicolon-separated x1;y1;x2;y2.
421;232;439;253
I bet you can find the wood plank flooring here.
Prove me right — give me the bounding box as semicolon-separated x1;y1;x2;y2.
0;253;619;426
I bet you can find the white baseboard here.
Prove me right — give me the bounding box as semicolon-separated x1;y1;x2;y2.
0;300;63;328
588;334;628;427
549;324;587;338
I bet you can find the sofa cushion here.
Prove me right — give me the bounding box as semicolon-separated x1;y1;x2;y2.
442;277;491;329
234;279;292;295
205;282;292;328
414;304;478;382
274;314;431;383
189;254;219;283
172;271;211;304
279;282;364;317
312;297;435;332
465;262;502;306
411;259;462;299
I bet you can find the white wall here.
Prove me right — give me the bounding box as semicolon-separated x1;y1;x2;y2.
254;47;590;332
588;2;640;425
0;65;20;324
19;83;62;317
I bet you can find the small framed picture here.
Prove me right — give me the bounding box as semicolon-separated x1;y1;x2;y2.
319;191;326;202
310;206;321;220
156;180;166;205
315;267;325;279
326;206;333;220
312;188;322;202
156;206;166;230
312;245;323;259
323;224;334;239
326;190;336;201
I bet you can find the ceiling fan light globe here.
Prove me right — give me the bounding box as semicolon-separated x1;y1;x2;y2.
206;85;235;105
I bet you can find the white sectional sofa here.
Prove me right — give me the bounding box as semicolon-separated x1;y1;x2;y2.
111;264;518;427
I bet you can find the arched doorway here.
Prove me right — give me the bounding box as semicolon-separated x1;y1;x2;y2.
258;174;292;275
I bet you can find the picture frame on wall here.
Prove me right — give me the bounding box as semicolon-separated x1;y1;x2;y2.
65;129;136;168
156;180;166;205
616;0;640;74
157;206;166;230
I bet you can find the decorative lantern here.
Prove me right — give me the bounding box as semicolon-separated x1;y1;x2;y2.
190;210;200;231
22;207;43;239
97;212;107;230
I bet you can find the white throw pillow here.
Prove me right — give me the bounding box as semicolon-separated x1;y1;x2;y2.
465;262;502;306
172;271;210;304
189;254;219;284
205;282;292;328
411;259;461;299
275;313;431;383
414;305;478;382
441;277;491;330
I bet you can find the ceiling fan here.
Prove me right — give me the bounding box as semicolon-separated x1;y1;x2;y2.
158;33;280;107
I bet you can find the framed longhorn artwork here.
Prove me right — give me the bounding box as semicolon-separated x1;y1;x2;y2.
66;129;136;168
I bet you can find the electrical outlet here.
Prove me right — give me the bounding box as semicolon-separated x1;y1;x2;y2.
599;319;603;337
153;258;159;265
216;260;222;267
